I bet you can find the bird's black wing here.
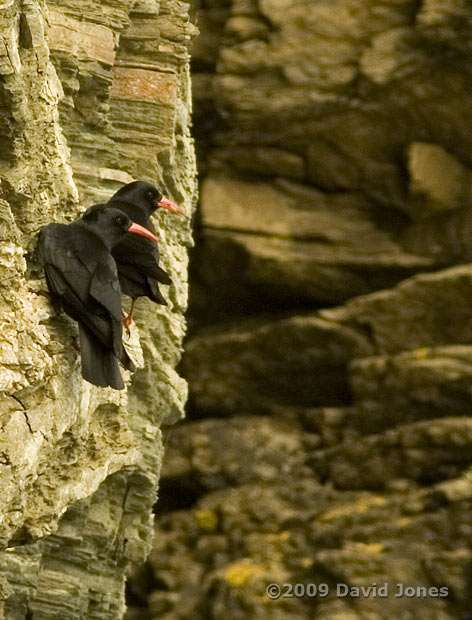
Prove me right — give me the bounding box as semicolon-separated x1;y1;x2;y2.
69;259;135;377
113;234;172;284
153;264;172;285
39;225;117;352
88;258;133;362
43;262;116;349
38;225;89;301
88;258;122;322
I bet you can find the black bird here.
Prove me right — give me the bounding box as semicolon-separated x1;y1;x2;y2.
38;207;159;389
86;181;183;328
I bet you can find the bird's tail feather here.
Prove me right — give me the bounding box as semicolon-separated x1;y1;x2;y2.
148;279;168;305
154;264;172;286
79;324;124;390
121;347;136;372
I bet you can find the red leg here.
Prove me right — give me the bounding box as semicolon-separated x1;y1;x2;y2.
123;298;137;331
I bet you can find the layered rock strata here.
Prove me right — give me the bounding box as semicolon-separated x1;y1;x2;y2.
0;1;196;618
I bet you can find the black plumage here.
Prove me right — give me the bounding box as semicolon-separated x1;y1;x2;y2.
38;207;158;389
86;181;183;326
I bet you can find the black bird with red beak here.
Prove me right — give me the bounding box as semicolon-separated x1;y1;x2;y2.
87;181;184;328
38;207;159;389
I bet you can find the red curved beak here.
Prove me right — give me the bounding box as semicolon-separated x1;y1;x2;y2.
128;222;159;242
158;196;184;215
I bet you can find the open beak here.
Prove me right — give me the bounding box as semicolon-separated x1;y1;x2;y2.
158;196;184;215
128;222;159;242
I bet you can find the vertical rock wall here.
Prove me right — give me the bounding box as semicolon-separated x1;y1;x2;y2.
0;1;196;618
133;1;472;619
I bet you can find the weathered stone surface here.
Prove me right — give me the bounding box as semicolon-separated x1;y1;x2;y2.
185;263;472;415
159;416;310;502
407;143;472;216
322;265;472;354
0;0;196;617
182;314;372;413
211;147;306;180
49;8;116;65
141;427;472;620
350;346;472;431
194;175;432;310
190;0;472;294
401;204;472;265
312;417;472;490
128;0;472;618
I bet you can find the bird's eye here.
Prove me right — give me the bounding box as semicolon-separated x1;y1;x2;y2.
115;215;126;226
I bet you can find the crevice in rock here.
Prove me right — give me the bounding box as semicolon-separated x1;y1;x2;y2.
155;474;208;514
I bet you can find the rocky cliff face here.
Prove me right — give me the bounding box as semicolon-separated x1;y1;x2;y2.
0;1;195;618
128;1;472;619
